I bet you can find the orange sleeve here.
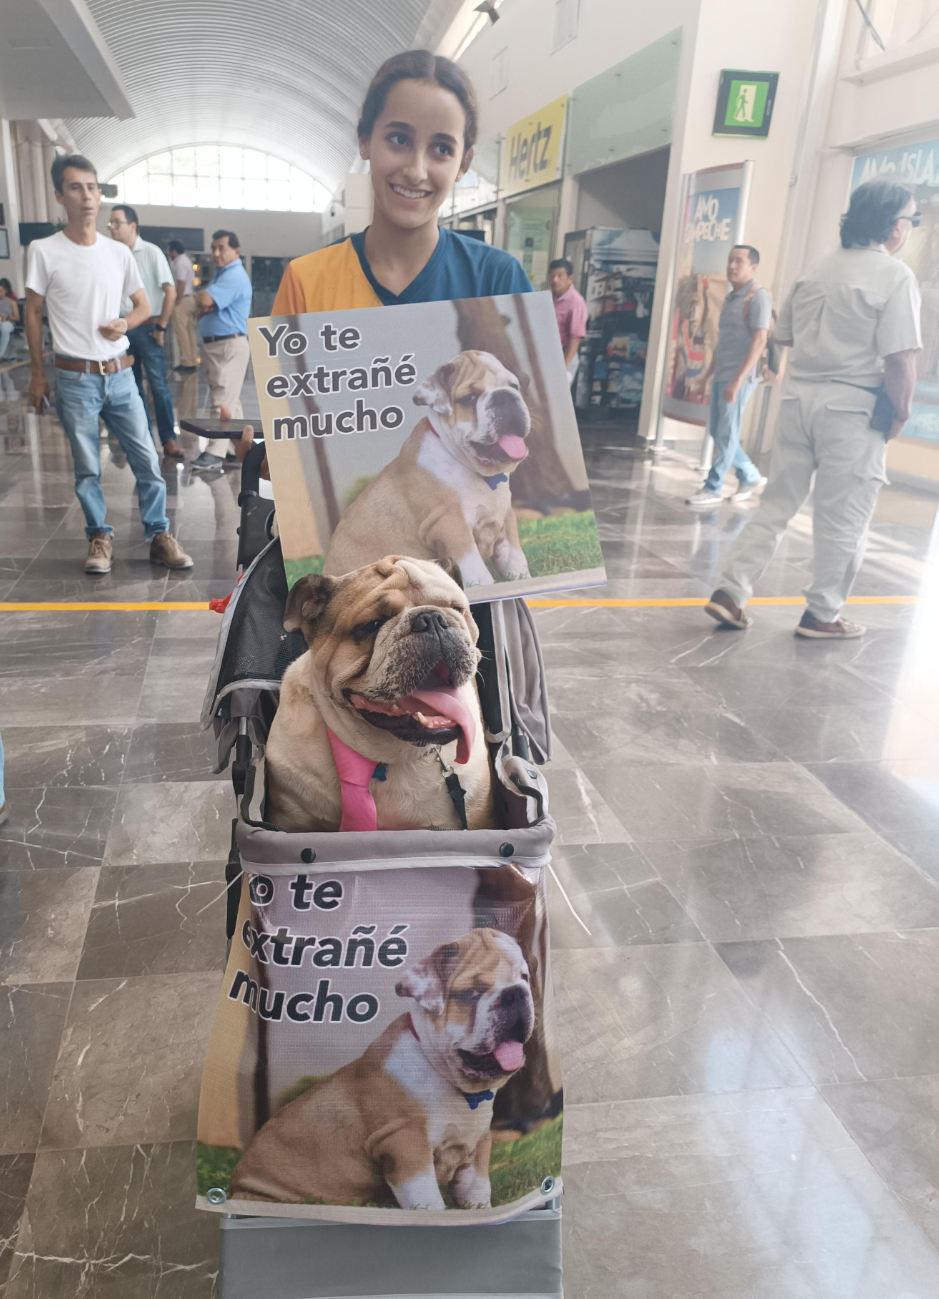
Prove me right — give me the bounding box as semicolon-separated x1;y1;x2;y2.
272;262;306;315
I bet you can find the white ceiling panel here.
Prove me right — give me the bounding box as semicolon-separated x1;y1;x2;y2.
66;0;457;193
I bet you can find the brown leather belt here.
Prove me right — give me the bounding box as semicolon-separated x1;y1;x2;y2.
55;354;134;375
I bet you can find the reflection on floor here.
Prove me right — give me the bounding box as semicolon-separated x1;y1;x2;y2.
3;352;939;1296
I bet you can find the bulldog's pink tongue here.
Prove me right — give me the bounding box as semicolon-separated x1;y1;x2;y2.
497;434;528;461
493;1040;525;1072
408;686;476;765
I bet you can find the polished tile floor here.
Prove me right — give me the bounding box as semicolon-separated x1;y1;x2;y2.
2;351;939;1296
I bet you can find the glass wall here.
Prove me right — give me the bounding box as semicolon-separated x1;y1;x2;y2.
503;183;561;290
108;147;331;213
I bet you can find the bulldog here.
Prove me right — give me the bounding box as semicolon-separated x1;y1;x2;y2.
265;555;494;833
323;350;532;588
230;929;535;1210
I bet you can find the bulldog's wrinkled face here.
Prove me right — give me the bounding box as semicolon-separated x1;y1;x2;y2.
283;556;480;761
396;929;535;1090
414;350;531;476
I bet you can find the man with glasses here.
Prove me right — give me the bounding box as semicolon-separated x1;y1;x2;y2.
24;154;192;574
109;205;182;459
705;180;921;640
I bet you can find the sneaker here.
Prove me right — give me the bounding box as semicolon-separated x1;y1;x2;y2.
704;588;751;630
150;530;194;569
162;438;184;458
685;487;722;507
85;531;113;574
734;476;768;502
794;611;865;639
190;451;223;470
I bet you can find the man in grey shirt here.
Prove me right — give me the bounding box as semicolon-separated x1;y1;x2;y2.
686;244;772;507
706;180;921;639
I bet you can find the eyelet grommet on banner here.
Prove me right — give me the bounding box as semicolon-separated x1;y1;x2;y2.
499;842;515;858
540;1176;556;1196
300;848;316;863
206;1187;228;1205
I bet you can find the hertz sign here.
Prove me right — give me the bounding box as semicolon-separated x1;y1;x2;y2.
500;96;568;197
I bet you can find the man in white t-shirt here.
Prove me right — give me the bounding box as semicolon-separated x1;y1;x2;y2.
25;154;192;574
706;180;922;640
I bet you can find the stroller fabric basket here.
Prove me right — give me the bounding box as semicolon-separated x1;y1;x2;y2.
196;756;562;1225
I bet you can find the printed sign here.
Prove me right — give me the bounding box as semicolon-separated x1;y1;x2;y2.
662;162;752;424
500;96;568;197
196;862;563;1222
713;70;778;139
851;141;939;444
250;293;605;599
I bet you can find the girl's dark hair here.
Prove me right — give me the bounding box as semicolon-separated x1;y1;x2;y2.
357;49;478;152
0;278;12;296
841;180;913;248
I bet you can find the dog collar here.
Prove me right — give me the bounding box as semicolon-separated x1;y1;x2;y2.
464;1089;495;1110
419;417;508;491
405;1016;495;1110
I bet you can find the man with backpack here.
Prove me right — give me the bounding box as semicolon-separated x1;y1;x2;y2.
686;244;772;507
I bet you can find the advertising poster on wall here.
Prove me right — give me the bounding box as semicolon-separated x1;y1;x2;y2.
662;161;753;424
249;292;606;601
852;143;939;443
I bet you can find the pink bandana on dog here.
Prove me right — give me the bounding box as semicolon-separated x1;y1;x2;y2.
326;729;380;833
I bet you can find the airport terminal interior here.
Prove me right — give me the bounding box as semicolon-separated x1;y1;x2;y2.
3;0;939;1295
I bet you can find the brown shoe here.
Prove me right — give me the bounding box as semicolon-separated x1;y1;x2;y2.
704;588;751;630
795;611;865;639
150;530;193;569
85;531;113;574
162;439;184;458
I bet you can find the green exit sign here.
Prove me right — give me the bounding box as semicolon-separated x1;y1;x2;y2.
713;69;778;138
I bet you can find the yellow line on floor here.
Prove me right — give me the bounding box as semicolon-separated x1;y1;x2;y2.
0;595;923;613
528;595;923;608
0;601;211;611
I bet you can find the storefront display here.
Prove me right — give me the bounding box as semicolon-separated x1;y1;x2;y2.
504;185;562;291
563;227;659;418
661;161;753;425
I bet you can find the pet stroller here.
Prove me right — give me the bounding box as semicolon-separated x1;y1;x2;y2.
198;442;564;1299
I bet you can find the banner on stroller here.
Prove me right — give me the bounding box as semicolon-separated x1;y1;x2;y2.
197;536;562;1226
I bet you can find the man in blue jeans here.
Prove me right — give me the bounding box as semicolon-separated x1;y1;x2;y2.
25;154;192;574
109;203;182;459
686;245;772;508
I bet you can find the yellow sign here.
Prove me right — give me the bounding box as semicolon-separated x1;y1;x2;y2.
500;95;568;196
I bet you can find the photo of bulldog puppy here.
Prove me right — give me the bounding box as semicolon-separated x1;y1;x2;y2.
322;350;532;588
230;928;535;1211
265;555;495;833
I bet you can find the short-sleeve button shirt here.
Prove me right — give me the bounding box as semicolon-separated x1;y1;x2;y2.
198;256;253;339
776;245;922;386
713;282;773;383
121;235;174;318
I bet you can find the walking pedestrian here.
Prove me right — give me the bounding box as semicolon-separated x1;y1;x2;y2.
0;278;20;359
24;153;193;573
109;204;182;458
191;230;252;471
686;244;770;507
168;240;199;371
705;180;921;639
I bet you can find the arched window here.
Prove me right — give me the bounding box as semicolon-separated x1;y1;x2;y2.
108;147;331;213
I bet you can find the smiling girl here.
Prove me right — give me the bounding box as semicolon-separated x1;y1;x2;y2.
273;49;531;313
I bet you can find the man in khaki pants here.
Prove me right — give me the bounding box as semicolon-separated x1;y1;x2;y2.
192;229;253;471
168;240;198;370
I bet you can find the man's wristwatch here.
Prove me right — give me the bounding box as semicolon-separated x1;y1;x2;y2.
154;325;166;332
